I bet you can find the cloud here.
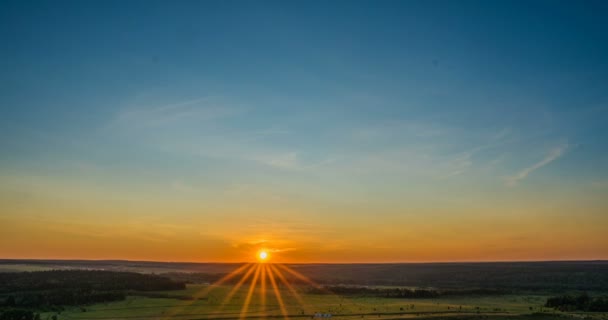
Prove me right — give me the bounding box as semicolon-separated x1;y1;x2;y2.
252;152;300;170
505;144;568;186
105;95;323;171
111;97;242;128
232;239;297;254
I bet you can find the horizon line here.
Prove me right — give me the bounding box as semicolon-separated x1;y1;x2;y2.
1;258;607;265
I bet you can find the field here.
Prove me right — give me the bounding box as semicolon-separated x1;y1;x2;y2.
2;261;608;320
39;284;606;320
0;264;54;273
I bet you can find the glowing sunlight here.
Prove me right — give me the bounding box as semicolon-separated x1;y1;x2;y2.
257;250;269;262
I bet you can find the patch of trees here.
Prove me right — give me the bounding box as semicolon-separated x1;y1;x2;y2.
0;309;39;320
1;289;126;309
545;293;608;312
307;286;508;298
0;270;185;313
0;270;185;293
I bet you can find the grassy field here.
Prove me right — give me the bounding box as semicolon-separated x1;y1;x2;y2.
4;262;607;320
40;284;608;320
0;264;55;273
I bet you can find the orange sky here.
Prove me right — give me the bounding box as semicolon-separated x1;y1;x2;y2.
2;184;607;262
2;1;608;264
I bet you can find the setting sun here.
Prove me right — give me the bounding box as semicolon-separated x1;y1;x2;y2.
258;250;269;262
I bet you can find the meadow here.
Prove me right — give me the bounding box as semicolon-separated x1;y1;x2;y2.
2;261;608;320
38;284;605;320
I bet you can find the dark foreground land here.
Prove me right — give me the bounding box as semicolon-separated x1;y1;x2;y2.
1;260;607;320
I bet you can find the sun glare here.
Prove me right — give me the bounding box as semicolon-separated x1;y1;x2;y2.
157;254;326;320
258;250;269;262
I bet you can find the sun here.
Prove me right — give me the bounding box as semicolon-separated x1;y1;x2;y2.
257;250;269;262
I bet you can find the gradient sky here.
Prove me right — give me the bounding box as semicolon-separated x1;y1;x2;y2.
1;0;608;263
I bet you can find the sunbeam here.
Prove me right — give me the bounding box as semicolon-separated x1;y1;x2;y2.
275;264;324;290
270;264;310;313
162;263;253;319
215;263;258;314
267;264;289;320
261;264;267;314
240;264;262;320
276;264;360;313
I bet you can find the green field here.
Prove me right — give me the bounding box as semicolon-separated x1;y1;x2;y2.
40;284;608;320
0;264;55;273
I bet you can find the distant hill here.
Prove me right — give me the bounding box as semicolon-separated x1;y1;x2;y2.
1;259;607;291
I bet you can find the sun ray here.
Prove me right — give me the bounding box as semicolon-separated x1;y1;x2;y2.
215;263;259;314
275;264;339;295
277;264;360;314
275;263;326;291
261;264;267;314
211;263;255;286
267;264;289;320
162;263;254;319
270;264;310;313
239;264;262;320
194;263;254;300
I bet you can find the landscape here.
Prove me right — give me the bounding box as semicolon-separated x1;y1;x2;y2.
1;260;608;320
1;1;607;320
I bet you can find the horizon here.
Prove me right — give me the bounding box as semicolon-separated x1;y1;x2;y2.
1;0;608;263
2;258;608;265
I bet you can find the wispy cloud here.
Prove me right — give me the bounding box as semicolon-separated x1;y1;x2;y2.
231;239;297;255
505;144;569;186
251;151;300;170
111;97;242;128
105;96;324;171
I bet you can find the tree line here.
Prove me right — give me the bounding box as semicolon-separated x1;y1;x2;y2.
0;270;186;320
307;285;507;298
545;293;608;312
0;270;185;293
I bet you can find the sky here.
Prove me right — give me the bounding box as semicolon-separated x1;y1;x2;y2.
1;0;607;263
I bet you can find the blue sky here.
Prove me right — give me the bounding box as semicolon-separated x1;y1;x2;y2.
1;0;607;262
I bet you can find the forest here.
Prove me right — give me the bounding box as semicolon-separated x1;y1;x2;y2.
545;293;608;312
0;270;185;319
